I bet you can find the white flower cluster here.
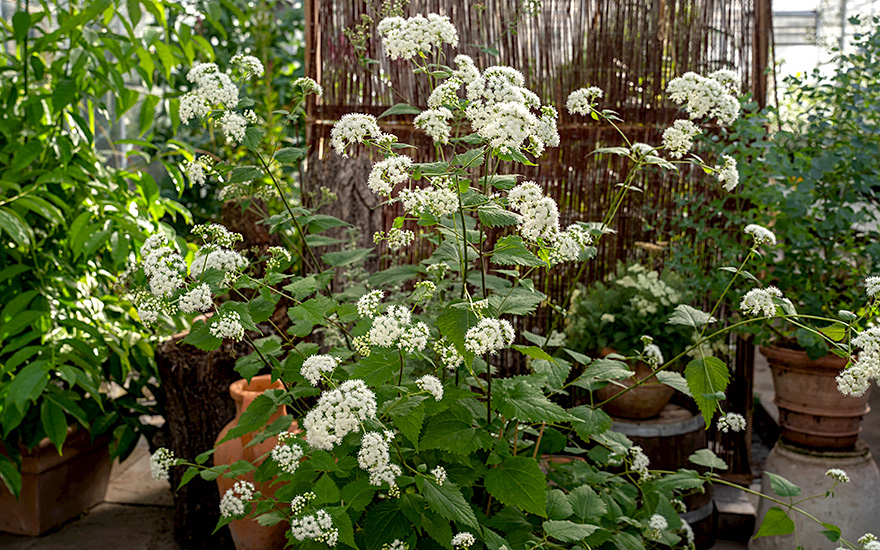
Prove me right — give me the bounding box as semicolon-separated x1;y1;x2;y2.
428;78;462;109
303;379;377;450
189;248;248;281
265;246;292;271
716;412;746;433
383;540;408;550
377;13;459;60
662;120;702;159
186;157;211;185
290;492;315;514
358;431;402;488
536;105;561;148
231;54;264;76
381;228;416;252
837;327;880;397
616;265;681;315
209;311;245;341
369;305;430;353
330;113;383;157
566;86;604;116
293;76;324;98
368;156;413;196
452;532;475;549
630;445;650;480
464;317;515;355
744;224;776;246
179;62;240;124
194;223;244;248
271;438;304;475
508;181;560;242
666;71;740;126
647;514;668;537
642;343;664;367
414;108;453;144
412;281;436;302
220;111;248;143
434;340;464;370
714;154;739;191
179;283;213;314
859;534;879;549
141;234;186;299
826;468;850;483
290;509;338;546
150;448;176;481
301;354;340;386
358;290;385;318
431;466;447;485
135;292;165;324
399;183;458;217
740;287;783;317
219;480;254;518
866;276;880;298
681;520;696;547
416;374;444;401
549;224;593;265
453;55;480;84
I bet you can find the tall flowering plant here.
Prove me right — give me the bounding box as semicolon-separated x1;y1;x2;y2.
138;13;880;550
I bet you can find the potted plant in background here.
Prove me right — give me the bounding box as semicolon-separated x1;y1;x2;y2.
565;262;696;419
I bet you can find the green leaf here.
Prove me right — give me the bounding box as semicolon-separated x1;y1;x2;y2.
378;103;422;118
546;489;574;520
491;235;546;266
512;345;555;362
484;456;547;517
274;147;308;164
248;296;277;324
567;485;607;522
0;455;22;499
40;400;68;454
543;520;599;542
350;349;399;387
391;403;424;450
478;205;520;228
181;320;222;351
819;323;846;342
655;371;692;396
436;306;479;361
421;408;481;455
7;362;48;412
668;304;717;327
493;378;573;423
341;477;377;512
754;507;796;538
363;502;410;550
418;478;478;529
820;522;841;542
51;78;79;113
688;449;728;470
569;406;613;439
242;126;266;149
322;248;373;267
765;471;801;497
12;11;30;42
684;356;730;427
219;394;277;444
452;148;485;168
283;276;318;300
0;207;33;248
314;474;341;505
255;510;286;527
228;165;263;184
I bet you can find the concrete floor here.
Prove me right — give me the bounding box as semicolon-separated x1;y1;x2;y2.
1;349;877;550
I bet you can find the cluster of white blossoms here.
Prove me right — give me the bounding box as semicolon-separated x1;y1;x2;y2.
434;340;464;370
431;466;447;485
681;520;696;548
416;374;444;400
376;227;416;252
178;283;212;314
740;287;784;317
290;492;316;514
219;111;248;143
412;281;436;302
330;113;391;157
630;445;651;480
507;181;560;241
414;108;453;144
290;509;338;546
357;290;385;318
141;234;186;299
358;431;402;488
451;532;476;549
616;265;682;314
179;62;241;124
661;119;702;159
382;540;408;550
548;224;594;265
428;77;462;109
265;246;292;271
566;86;603;116
666;70;740;126
826;468;850;484
149;448;176;481
219;480;254;518
369;305;431;353
646;514;669;538
642;343;664;367
209;310;245;341
866;276;880;298
858;534;880;550
377;13;459;60
398;181;458;217
231;54;264;76
185;157;210;186
271;432;304;475
716;412;746;433
301;354;341;386
714;154;739;191
464;317;515;355
744;224;776;246
189;248;248;281
837;326;880;397
293;76;323;97
303;379;377;450
368;156;413;196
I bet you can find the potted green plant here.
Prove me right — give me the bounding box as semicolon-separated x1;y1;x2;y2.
565;262;696;418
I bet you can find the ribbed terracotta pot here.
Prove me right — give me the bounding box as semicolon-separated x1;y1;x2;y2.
595;361;674;420
761;345;870;450
215;375;297;550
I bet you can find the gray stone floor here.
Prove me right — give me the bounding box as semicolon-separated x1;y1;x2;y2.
2;350;878;550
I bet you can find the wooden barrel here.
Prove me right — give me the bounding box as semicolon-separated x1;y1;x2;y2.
612;404;716;550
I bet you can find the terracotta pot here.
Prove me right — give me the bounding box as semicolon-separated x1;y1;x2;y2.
0;427;112;536
761;345;870;449
594;361;674;419
215;375;298;550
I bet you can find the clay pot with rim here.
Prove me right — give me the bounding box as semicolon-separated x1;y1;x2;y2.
215;374;298;550
594;358;674;420
761;344;870;450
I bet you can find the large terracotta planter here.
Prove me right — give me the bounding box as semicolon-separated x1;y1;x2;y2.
215;375;297;550
761;345;870;450
595;361;674;419
0;427;112;536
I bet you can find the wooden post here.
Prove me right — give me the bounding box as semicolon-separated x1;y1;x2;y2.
752;0;772;108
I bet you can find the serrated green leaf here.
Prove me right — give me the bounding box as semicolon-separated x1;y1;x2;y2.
567;485;607;522
478;204;520;227
421;408;481;455
391;403;425;450
493;378;573;423
219;394;277;444
546;489;574;520
242;126;266;149
341;477;377;512
719;266;758;282
543;520;599;542
765;471;801;497
655;371;692;396
181;320;222;351
363;502;410;550
569;406;613;439
419;478;479;529
322;248;373;267
819;323;846;342
688;449;728;470
484;456;547;517
452;148;485;168
228;165;262;183
314;474;340;505
754;507;795;538
178;466;199;489
274;147;308;164
491;235;546;267
820;522;841;542
351;348;399;386
684;356;730;427
668;304;717;327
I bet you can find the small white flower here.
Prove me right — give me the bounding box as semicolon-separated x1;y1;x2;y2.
179;283;213;314
667;71;740;126
714;154;739;191
642;343;664;367
662;119;702;159
681;520;696;546
399;322;430;353
290;508;338;545
865;542;880;550
507;181;560;242
825;468;850;483
744;224;776;246
464;318;515;355
398;184;458;217
383;540;408;550
219;480;255;518
377;13;459;60
330;113;383;157
414;108;453;144
265;246;292;271
368;156;412;196
149;448;176;481
866;276;880;298
358;431;401;488
293;77;323;98
416;375;444;400
303;380;377;450
301;354;340;386
209;311;245;341
220;111;248;144
271;441;304;475
630;446;650;480
186;158;209;185
290;492;315;514
451;532;475;549
428;78;462;109
859;534;878;546
385;228;415;252
648;513;668;535
190;248;247;279
716;412;746;433
357;290;385;318
434;340;464;370
231;54;264;76
566;86;604;116
740;287;783;317
431;466;447;485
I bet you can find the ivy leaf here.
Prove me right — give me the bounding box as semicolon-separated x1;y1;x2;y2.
684;356;730;427
765;471;801;497
668;304;717;327
484;456;547;517
688;449;728;470
754;507;796;538
493;378;574;423
418;478;479;529
543;520;599;543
